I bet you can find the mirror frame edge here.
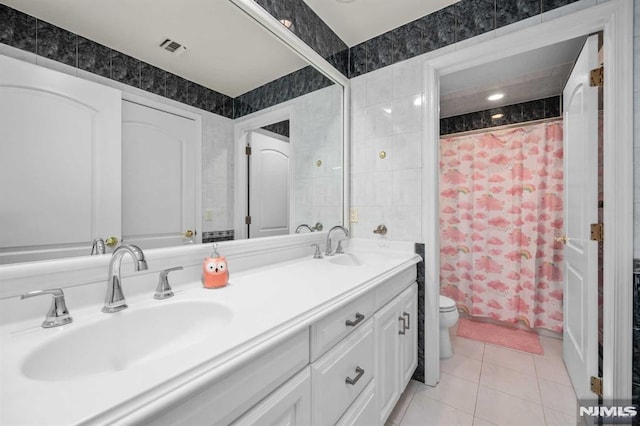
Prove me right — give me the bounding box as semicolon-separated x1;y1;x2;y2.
228;0;351;234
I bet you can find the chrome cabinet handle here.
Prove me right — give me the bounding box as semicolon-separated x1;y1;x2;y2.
345;367;365;385
403;312;410;330
345;312;365;327
399;316;406;335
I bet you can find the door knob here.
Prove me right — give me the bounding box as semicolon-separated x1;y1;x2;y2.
554;235;568;244
183;230;195;238
105;236;119;247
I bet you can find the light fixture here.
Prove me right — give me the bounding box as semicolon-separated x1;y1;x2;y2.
279;19;292;29
487;93;504;101
491;113;504;120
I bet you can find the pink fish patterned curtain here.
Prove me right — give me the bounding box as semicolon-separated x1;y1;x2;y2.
440;121;564;333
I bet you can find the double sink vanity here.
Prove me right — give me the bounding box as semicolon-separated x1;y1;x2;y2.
0;234;421;425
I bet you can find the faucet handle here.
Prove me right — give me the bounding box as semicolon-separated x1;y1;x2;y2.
21;288;73;328
310;243;324;259
154;266;183;300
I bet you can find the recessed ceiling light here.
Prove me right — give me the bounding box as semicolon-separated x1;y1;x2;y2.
279;19;292;29
487;93;504;101
491;113;504;120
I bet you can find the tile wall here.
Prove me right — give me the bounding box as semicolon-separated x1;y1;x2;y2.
261;120;291;138
414;243;426;383
440;96;561;135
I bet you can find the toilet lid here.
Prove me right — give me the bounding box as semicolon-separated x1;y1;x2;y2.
440;295;456;310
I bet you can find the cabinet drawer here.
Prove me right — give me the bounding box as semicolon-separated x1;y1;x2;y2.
374;266;415;311
310;291;374;361
335;379;376;426
311;319;374;426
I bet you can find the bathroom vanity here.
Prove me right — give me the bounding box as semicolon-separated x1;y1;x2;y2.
0;236;420;425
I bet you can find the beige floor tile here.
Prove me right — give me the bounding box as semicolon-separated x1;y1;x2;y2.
387;380;419;425
483;344;536;376
534;355;572;387
538;335;563;359
401;390;474;426
441;353;483;383
415;372;478;415
544;406;578;425
538;377;577;416
479;362;542;404
475;386;546;426
451;336;485;361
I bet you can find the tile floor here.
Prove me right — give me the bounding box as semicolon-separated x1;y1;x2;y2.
386;327;578;426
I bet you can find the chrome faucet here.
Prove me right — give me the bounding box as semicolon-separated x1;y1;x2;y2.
295;224;313;233
21;288;73;328
91;238;106;255
325;225;350;256
103;244;148;313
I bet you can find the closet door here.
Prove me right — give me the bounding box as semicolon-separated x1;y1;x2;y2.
121;100;198;248
0;55;121;263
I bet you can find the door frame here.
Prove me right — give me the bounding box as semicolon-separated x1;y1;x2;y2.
121;91;203;245
421;0;634;401
234;105;294;239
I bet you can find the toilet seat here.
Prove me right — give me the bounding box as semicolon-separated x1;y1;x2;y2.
439;295;457;312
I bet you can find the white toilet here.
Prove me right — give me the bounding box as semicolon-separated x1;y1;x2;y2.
439;295;459;359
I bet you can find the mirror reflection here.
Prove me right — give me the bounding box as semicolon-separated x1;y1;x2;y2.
0;0;344;264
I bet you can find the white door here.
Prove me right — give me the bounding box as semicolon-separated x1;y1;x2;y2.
562;34;599;400
0;55;121;263
122;100;198;248
248;131;290;238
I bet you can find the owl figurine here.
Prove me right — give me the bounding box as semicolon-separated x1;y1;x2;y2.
202;256;229;289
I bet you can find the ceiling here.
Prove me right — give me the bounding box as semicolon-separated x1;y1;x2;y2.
440;36;586;118
304;0;458;47
4;0;309;97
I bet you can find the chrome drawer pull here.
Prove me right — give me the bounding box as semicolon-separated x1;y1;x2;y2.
403;312;410;330
398;316;406;335
345;367;365;385
345;312;365;327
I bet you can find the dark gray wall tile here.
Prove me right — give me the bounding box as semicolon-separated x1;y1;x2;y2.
421;6;457;53
261;120;290;138
111;51;140;87
36;21;76;66
188;82;208;111
542;0;581;13
166;73;188;104
365;32;393;73
455;0;496;42
0;4;36;53
412;243;426;383
522;99;546;121
78;37;111;78
391;20;422;63
140;62;166;96
497;0;541;29
544;97;561;118
349;42;368;78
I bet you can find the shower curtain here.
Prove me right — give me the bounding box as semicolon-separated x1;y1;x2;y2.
440;121;564;333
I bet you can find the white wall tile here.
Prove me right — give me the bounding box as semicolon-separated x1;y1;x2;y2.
392;205;422;242
393;59;423;98
351;173;367;206
366;171;393;207
351;75;366;111
365;103;393;138
634;201;640;258
635;0;640;37
392;94;422;134
351;136;367;174
393;131;422;170
392;169;422;206
366;67;393;106
366;136;393;172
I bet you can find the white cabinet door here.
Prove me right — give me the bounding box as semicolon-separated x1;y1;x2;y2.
232;367;311;426
0;55;121;263
374;295;402;425
399;285;418;386
121;100;198;248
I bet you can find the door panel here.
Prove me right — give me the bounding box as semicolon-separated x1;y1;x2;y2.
122;100;197;248
562;34;599;400
248;131;290;238
0;55;121;263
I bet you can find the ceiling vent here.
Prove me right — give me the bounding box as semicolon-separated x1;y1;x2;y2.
159;38;188;56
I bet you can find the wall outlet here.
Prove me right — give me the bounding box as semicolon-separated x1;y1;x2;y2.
350;208;359;223
205;209;214;221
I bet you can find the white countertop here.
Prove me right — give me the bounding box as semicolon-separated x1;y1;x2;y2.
0;248;420;425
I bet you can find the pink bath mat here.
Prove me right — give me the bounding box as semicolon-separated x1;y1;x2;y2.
457;318;544;355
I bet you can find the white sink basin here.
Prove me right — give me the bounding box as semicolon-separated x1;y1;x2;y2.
327;253;365;266
22;300;233;381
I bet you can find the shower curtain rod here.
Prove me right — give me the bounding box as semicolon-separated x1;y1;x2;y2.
441;116;563;138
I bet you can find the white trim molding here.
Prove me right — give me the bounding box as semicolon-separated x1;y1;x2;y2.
421;0;634;399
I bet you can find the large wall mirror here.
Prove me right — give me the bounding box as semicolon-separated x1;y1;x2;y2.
0;0;345;264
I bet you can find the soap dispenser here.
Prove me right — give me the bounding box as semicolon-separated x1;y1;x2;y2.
202;244;229;289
